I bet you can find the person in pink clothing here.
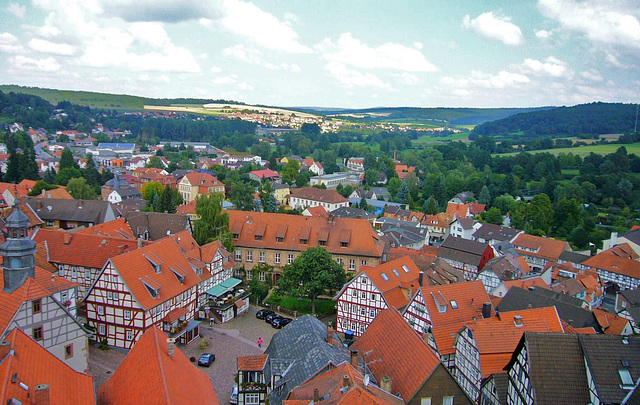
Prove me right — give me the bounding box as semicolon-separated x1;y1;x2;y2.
257;337;263;348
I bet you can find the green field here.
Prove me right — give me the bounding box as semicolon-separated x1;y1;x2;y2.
414;132;470;144
494;143;640;157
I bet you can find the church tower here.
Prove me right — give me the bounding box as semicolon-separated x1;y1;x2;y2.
1;206;37;293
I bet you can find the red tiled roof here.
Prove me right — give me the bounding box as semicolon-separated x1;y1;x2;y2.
305;205;328;217
593;309;631;335
285;361;403;405
33;228;138;269
228;211;384;258
237;354;268;371
250;169;280;179
289;187;349;204
501;277;549;292
0;328;95;404
31;186;74;200
583;249;640;279
0;276;50;333
362;256;421;309
183;172;224;188
176;200;197;215
512;234;569;262
98;326;219;405
106;235;206;310
75;218;136;240
352;308;440;402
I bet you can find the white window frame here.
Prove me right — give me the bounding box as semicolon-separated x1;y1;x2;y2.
288;254;294;264
246;251;253;262
349;259;356;270
259;251;265;263
126;330;134;341
124;310;131;320
275;253;281;264
235;251;242;261
97;305;104;316
98;324;105;335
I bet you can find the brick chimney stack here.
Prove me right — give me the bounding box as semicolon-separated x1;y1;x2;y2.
34;384;50;405
350;349;358;368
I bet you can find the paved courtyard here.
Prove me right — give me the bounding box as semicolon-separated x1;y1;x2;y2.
88;306;287;403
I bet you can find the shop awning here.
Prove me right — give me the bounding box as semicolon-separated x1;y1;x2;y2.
205;277;242;297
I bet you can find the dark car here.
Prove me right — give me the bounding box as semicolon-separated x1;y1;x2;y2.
271;317;293;329
265;313;281;323
198;353;215;367
256;309;275;319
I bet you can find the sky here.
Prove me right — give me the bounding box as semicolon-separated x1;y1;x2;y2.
0;0;639;109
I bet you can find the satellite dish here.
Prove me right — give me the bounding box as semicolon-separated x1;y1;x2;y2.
364;374;370;387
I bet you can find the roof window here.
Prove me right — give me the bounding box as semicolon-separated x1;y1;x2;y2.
619;369;634;388
381;273;389;281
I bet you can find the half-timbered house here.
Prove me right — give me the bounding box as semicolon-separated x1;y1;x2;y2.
335;256;422;337
583;246;640;291
84;233;204;349
438;236;494;280
511;233;570;272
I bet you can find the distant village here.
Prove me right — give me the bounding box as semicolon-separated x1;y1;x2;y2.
0;119;638;405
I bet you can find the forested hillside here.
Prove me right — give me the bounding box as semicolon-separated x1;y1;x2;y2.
472;102;637;139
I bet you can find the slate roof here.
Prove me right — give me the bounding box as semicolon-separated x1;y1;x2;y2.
558;250;591;264
496;286;600;330
0;328;95;404
26;197;115;224
472;223;521;242
125;211;192;241
330;207;377;220
352;308;441;402
622;228;640;246
265;315;367;405
98;326;219;405
620;287;640;306
507;332;590;404
285;361;403;405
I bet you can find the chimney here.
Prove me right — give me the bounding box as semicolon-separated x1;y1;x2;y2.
167;338;175;359
313;388;320;403
342;375;350;388
350;349;358;368
78;200;82;209
138;238;143;249
482;302;492;319
326;325;334;345
418;271;424;287
37;201;42;210
380;375;392;393
63;233;72;245
34;384;50;405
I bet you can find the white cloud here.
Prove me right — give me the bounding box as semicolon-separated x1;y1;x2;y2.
221;0;311;53
414;41;423;50
223;44;278;69
0;32;25;53
280;63;301;72
580;69;603;81
396;72;420;85
210;65;222;73
8;55;61;72
534;29;553;39
442;69;530;92
316;32;436;72
538;0;640;49
5;2;26;18
604;53;630;68
28;38;76;56
519;57;573;78
325;61;390;88
213;74;237;85
237;82;253;91
462;12;524;46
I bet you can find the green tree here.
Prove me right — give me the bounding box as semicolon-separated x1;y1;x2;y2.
27;180;57;196
55;167;82;186
396;182;410;205
364;169;378;186
553;198;582;236
296;170;311;187
59;148;78;170
403;172;421;200
277;247;346;314
229;181;255;212
259;182;278;213
43;168;57;184
281;159;300;183
482;207;504;225
145;156;165;169
423;196;438;215
387;177;402;198
82;152;101;187
156;184;182;213
192;193;233;251
526;193;554;234
66;177;99;200
141;181;164;202
478;185;491;205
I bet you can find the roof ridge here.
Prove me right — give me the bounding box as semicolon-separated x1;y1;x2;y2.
152;327;173;405
0;331;16;400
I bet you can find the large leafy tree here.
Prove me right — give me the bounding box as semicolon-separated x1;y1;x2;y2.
66;177;99;200
193;193;234;252
526;193;554;235
155;184;183;213
59;148;78;170
278;247;346;314
396;182;410;205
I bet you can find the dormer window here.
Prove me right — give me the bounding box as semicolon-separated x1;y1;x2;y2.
276;237;284;243
300;239;308;245
255;235;263;241
144;254;161;274
233;233;239;239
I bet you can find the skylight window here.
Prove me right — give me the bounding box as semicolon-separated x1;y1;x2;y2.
619;369;634;387
402;265;410;273
392;269;400;277
381;273;389;281
450;300;458;309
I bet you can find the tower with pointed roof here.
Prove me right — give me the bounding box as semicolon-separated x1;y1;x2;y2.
1;206;36;293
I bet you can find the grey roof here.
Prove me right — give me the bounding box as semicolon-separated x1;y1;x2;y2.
438;236;490;267
329;207;376;220
26;197;116;225
497;286;600;330
626;306;640;321
125;211;192;240
508;332;590;404
558;250;591;264
264;315;367;405
455;217;476;230
370;187;389;197
481;253;526;282
622;228;640;245
580;334;640;404
620;287;640;306
472;223;520;242
348;198;405;209
113;187;142;199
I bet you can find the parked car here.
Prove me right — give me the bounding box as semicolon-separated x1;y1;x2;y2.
230;385;238;405
198;353;215;367
265;313;281;324
271;317;293;329
256;309;275;319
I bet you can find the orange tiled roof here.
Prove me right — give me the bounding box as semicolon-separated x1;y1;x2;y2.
420;280;491;328
593;309;630;335
512;234;569;261
305;205;328;217
501;277;550;292
608;243;639;260
363;256;421;309
98;326;219;405
176;200;197;215
183;172;224;189
106;234;205;310
237;354;268;371
31;186;74;200
74;218;136;240
0;204;44;228
285;361;403;405
583;248;640;278
228;211;384;258
0;328;95;404
33;228;138;269
352;308;440;402
0;277;50;333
